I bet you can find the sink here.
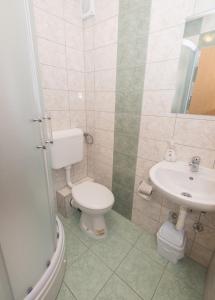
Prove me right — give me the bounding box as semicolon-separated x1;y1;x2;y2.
149;160;215;212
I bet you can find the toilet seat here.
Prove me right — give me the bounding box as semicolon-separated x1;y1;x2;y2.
72;181;114;210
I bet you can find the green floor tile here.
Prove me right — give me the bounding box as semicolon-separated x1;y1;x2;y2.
116;247;164;300
106;210;142;244
71;224;96;248
95;275;142;300
57;283;76;300
135;231;168;267
166;257;207;294
152;272;202;300
90;231;132;270
64;250;112;300
65;230;88;265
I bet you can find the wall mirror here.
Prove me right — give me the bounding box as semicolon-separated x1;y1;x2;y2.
172;10;215;115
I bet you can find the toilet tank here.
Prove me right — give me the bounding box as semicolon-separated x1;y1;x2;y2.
51;128;83;169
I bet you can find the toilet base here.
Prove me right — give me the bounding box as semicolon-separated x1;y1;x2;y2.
80;212;107;239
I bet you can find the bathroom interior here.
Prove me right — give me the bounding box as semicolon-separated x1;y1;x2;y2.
1;0;215;299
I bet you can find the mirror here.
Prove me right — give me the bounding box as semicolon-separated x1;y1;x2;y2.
172;10;215;115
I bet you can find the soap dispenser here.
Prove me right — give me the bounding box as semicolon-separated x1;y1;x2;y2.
165;140;176;162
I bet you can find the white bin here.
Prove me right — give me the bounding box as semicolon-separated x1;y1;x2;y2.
157;221;187;264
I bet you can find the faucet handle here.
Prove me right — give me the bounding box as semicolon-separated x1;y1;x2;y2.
191;156;201;164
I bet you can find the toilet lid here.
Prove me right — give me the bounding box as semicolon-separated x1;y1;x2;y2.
72;181;114;210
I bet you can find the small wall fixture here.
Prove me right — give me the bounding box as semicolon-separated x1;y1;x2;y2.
81;0;95;20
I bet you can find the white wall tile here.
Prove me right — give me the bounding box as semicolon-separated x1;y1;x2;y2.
86;111;95;129
94;17;118;48
43;89;69;110
72;159;88;182
68;71;85;91
144;60;178;90
138;138;168;161
69;91;85;110
95;112;115;131
195;225;215;251
85;72;94;91
147;25;184;62
52;169;66;191
84;27;94;50
33;0;63;18
190;242;213;267
94;145;113;166
50;110;70;130
94;44;117;70
94;161;113;189
194;0;215;14
142;90;175;115
94;129;114;149
37;38;66;68
94;0;119;24
132;208;160;234
85;50;94;72
140;116;175;141
174;118;215;149
65;22;83;50
66;48;84;72
85;92;95;111
70;111;86;130
133;193;161;222
150;0;195;32
136;158;156;179
63;0;82;27
95;69;116;91
34;8;65;44
41;65;67;90
95;92;115;112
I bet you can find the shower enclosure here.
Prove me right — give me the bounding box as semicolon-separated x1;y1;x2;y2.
0;1;65;299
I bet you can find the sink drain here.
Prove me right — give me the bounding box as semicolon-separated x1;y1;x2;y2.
181;192;192;198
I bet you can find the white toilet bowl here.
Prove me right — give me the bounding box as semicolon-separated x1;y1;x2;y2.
72;181;114;239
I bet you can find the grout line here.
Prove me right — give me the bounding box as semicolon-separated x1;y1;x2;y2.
114;273;145;300
172;113;177;138
92;273;114;300
83;14;119;29
63;281;78;300
33;5;83;29
151;262;169;300
149;21;186;35
36;35;66;47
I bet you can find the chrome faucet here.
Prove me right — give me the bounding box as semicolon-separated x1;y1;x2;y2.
189;156;201;172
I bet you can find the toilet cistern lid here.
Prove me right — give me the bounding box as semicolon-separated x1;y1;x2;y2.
72;181;114;210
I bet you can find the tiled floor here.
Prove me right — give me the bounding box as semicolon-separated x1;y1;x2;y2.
57;210;206;300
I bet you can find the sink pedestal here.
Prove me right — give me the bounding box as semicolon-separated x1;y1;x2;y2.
176;206;187;230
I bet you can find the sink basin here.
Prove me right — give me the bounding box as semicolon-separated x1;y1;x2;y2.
149;161;215;212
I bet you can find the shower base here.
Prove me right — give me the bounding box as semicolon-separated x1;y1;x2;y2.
25;217;66;300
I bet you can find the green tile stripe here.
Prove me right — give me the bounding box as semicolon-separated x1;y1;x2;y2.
112;0;152;219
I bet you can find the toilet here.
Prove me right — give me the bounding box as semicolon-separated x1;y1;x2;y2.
51;128;114;239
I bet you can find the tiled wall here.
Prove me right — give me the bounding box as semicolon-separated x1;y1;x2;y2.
83;0;119;189
132;0;215;267
33;0;215;266
83;0;215;266
33;0;87;191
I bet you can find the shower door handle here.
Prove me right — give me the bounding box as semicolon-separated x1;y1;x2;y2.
36;145;47;150
43;114;54;144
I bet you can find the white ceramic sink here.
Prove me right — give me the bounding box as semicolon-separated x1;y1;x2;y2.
150;161;215;212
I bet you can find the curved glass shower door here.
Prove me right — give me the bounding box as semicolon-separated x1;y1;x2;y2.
0;1;56;299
